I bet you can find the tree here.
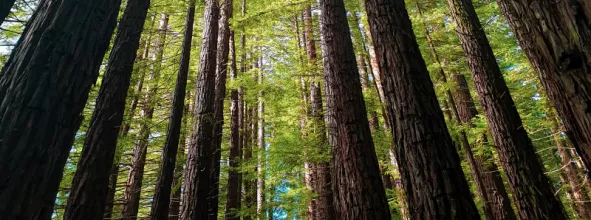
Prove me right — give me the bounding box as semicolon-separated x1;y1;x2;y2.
121;12;170;220
0;0;16;26
150;1;196;219
180;0;220;218
64;0;150;218
318;0;391;218
0;0;121;218
445;0;567;218
364;0;479;218
495;0;591;179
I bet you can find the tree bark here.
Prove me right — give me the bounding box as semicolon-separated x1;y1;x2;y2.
364;0;479;218
318;0;391;218
0;0;15;27
169;93;192;220
150;1;195;219
63;0;150;218
495;0;591;181
180;0;220;218
225;30;242;220
0;0;121;218
120;12;170;220
452;74;516;220
256;69;265;220
444;0;567;218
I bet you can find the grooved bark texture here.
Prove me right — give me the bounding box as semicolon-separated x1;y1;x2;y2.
445;0;567;219
452;74;516;220
225;31;242;220
318;0;390;218
0;0;15;26
180;0;220;219
496;0;591;180
150;2;195;219
364;0;479;218
0;0;121;218
64;0;150;219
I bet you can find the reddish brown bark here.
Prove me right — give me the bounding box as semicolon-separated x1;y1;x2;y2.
0;0;121;218
364;0;479;218
225;31;242;220
319;0;390;218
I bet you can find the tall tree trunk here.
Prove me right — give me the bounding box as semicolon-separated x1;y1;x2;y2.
180;0;220;218
452;74;516;220
209;0;234;218
244;106;255;220
225;31;242;220
309;82;336;220
256;73;265;220
0;0;121;218
169;92;192;220
495;0;591;181
445;0;567;218
121;12;170;220
318;0;390;218
150;1;196;219
64;0;150;219
415;3;515;219
0;0;15;26
364;0;479;218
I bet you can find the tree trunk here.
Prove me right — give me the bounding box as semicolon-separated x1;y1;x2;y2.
180;0;220;218
256;70;265;219
318;0;391;218
364;0;479;218
63;0;150;218
150;1;195;219
225;30;242;220
452;74;516;220
244;106;255;220
120;12;169;220
445;0;567;218
0;0;15;26
495;0;591;182
169;93;191;220
0;0;121;218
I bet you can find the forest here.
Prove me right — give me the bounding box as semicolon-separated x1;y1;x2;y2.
0;0;590;219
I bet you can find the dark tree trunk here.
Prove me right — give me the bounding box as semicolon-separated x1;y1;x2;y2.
209;0;233;218
63;0;150;218
452;74;516;220
180;0;220;218
169;93;191;220
0;0;121;218
318;0;390;218
150;1;195;219
225;31;242;220
120;12;170;220
364;0;479;218
244;106;254;220
0;0;15;26
445;0;567;218
496;0;591;181
309;82;336;220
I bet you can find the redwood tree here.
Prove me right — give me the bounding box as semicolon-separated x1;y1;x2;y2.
496;0;591;179
0;0;15;26
180;0;220;218
0;0;121;218
318;0;390;218
445;0;567;218
364;0;479;218
150;1;196;219
63;0;150;218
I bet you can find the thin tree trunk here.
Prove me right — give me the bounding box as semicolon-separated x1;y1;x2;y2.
445;0;567;218
0;0;15;26
364;0;479;218
318;0;391;218
256;68;265;219
452;74;516;220
496;0;591;181
244;106;255;220
180;0;220;218
225;30;242;220
121;12;170;220
150;1;196;219
169;92;192;220
0;0;121;218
